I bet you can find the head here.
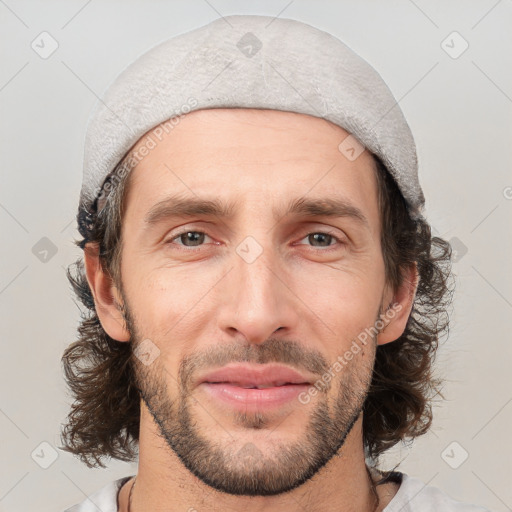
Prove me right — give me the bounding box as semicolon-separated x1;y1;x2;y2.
61;108;453;495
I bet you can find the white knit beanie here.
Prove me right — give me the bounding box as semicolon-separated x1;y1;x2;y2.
80;14;425;220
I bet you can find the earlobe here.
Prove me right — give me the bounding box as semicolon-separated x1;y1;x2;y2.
83;242;131;342
377;262;419;346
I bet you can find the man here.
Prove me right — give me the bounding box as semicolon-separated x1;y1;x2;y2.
62;15;490;512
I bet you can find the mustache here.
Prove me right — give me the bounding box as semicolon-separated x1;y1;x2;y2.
177;337;330;391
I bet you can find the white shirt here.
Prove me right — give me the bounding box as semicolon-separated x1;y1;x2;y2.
64;472;492;511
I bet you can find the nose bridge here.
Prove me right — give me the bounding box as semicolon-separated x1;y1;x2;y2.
237;238;278;303
220;233;296;344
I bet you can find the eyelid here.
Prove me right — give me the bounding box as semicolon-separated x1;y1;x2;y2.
166;229;215;247
294;229;347;250
165;225;347;252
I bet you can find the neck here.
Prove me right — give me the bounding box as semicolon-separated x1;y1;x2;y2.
120;405;397;512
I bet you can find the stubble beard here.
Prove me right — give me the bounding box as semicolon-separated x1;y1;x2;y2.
125;303;378;496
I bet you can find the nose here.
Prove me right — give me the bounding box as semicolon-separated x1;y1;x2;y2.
218;243;299;345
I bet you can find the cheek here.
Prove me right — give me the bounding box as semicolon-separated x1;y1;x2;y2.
124;262;218;345
294;261;384;359
297;259;383;317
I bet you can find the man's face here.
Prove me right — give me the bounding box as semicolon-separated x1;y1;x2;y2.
117;108;390;496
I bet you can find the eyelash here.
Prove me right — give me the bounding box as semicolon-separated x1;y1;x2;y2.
165;229;346;253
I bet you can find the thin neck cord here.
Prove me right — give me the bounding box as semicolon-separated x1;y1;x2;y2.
366;465;380;512
128;467;379;512
128;477;136;512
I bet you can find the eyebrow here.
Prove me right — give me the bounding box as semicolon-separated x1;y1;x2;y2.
143;194;370;230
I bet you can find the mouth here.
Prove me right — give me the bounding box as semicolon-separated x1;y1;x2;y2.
204;380;307;389
197;364;313;411
198;363;312;388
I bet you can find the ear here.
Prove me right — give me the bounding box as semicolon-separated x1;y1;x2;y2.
377;262;419;346
83;242;131;342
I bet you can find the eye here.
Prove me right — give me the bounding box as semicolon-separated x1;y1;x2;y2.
165;229;346;252
296;231;345;250
167;230;213;249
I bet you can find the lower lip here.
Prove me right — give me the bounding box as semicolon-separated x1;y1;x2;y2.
200;382;311;410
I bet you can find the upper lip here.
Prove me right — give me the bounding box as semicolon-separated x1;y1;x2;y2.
199;364;313;388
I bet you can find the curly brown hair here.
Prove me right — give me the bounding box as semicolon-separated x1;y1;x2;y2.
60;153;454;470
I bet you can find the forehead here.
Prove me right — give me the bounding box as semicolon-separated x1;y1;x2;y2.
122;108;380;233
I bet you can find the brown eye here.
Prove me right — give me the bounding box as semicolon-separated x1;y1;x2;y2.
308;233;335;247
297;231;345;250
168;231;212;248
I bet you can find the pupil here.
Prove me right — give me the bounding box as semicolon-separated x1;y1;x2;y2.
179;232;331;247
182;232;204;246
310;233;331;247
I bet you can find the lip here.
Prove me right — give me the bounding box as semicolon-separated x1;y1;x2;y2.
198;363;313;388
196;363;314;412
201;382;311;410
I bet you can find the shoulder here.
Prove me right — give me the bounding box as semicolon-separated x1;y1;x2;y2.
63;476;133;512
384;472;493;512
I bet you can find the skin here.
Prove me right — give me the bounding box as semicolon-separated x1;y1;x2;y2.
84;108;418;512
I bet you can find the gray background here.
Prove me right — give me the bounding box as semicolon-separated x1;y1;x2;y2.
0;1;511;511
